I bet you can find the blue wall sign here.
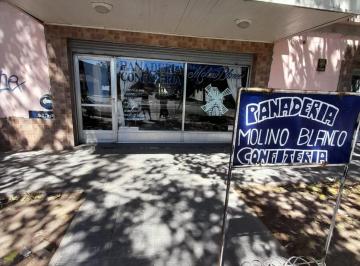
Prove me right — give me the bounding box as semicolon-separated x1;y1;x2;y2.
40;94;53;110
232;90;360;167
29;111;54;119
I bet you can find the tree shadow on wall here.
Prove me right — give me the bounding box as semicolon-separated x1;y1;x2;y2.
271;33;349;91
0;2;70;152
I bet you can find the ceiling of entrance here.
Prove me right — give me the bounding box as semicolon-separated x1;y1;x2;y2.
8;0;352;42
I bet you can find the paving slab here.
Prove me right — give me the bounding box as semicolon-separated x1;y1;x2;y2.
222;190;288;266
1;143;359;265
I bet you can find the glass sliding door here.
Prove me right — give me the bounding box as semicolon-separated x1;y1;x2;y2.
75;56;117;143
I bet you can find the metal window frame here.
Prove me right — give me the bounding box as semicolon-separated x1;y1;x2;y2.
71;40;254;143
74;54;117;142
69;39;253;66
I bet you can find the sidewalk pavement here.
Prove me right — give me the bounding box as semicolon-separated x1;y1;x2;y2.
1;143;359;265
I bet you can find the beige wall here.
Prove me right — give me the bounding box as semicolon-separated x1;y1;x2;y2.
269;33;343;91
268;32;360;91
0;2;51;118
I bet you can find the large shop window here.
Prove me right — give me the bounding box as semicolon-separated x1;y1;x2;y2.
112;58;249;133
185;64;248;131
117;59;185;131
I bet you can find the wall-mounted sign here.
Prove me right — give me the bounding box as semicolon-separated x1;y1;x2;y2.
29;111;54;119
317;58;327;72
40;94;53;110
0;70;25;92
232;89;360;167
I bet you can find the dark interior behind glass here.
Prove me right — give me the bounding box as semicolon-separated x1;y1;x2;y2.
185;63;248;131
117;59;185;131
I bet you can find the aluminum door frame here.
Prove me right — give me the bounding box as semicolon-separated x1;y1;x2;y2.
74;55;117;143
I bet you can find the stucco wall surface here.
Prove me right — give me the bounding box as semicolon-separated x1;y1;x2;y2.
0;2;51;118
268;32;360;91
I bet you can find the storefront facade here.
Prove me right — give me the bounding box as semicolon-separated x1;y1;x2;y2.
42;25;273;148
2;1;359;151
72;41;252;143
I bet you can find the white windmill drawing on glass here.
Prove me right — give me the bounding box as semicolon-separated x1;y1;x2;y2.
201;84;232;116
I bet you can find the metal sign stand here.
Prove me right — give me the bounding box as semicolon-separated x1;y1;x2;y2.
218;90;360;266
322;164;349;265
321;115;360;265
218;90;240;266
218;151;234;266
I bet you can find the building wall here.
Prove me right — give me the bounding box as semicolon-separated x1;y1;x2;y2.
0;9;273;151
314;22;360;92
43;25;274;150
337;39;360;92
268;32;348;91
0;2;57;151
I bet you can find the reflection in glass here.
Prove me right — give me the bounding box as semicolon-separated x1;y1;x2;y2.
82;106;112;130
351;72;360;93
185;64;249;131
117;58;184;130
79;59;111;104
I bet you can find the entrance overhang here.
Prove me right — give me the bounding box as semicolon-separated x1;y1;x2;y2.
252;0;360;14
7;0;359;43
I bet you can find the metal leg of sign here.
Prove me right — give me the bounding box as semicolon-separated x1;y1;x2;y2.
219;89;240;266
322;164;349;265
219;166;233;266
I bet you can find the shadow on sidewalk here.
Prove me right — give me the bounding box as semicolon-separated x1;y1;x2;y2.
1;143;359;265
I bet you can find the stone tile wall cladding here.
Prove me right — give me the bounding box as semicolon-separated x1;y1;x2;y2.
0;118;62;151
0;25;274;151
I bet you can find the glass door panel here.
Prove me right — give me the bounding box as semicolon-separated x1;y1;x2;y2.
79;59;112;105
81;106;112;130
76;56;116;143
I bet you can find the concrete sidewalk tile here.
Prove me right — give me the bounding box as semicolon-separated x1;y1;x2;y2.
3;143;359;266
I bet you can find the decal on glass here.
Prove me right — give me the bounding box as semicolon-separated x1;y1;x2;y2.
201;84;232;116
